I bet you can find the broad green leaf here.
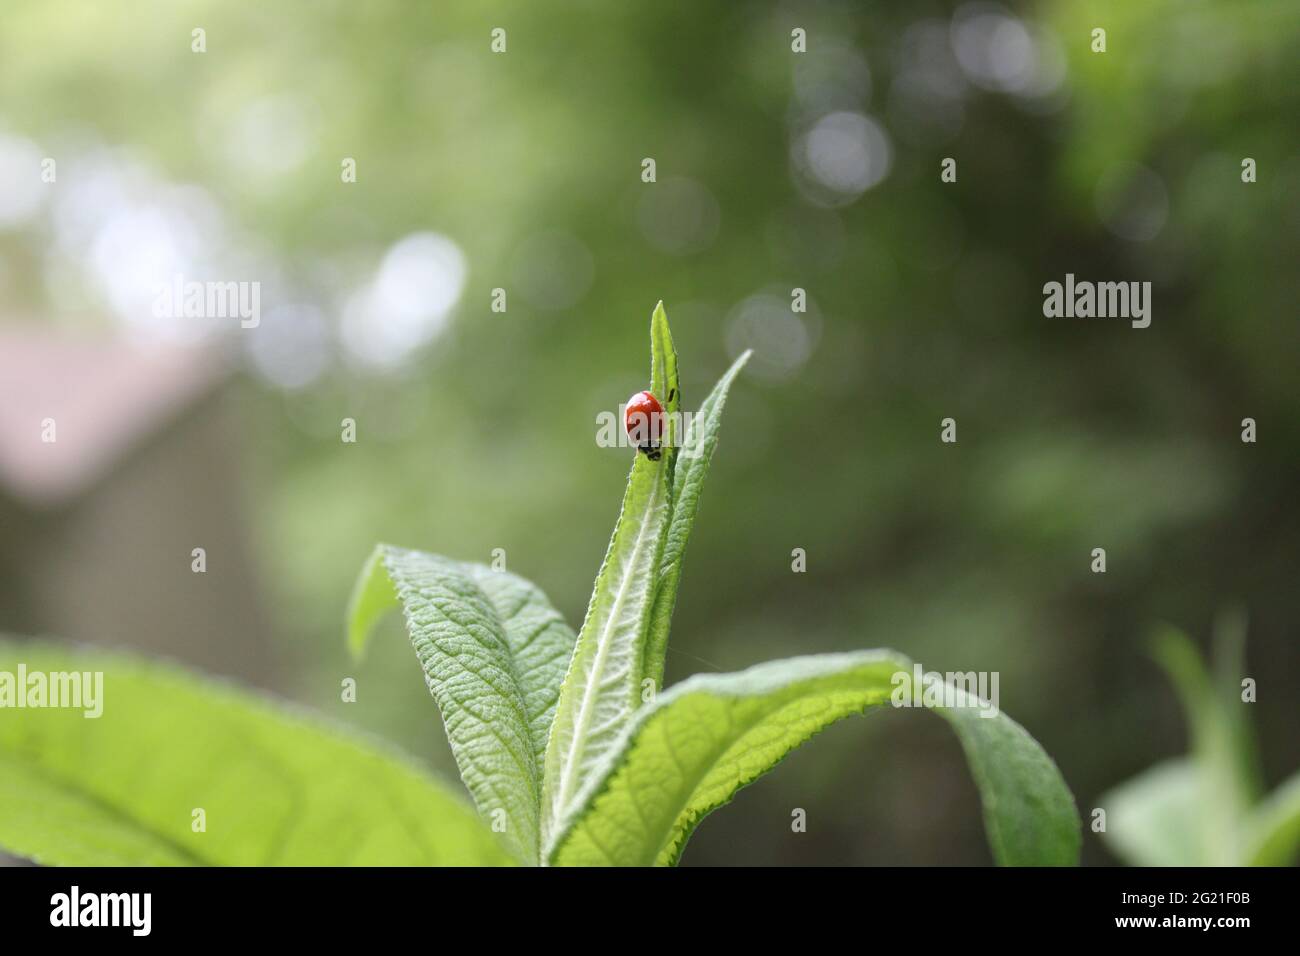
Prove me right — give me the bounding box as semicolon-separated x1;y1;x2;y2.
548;651;1080;866
1244;770;1300;866
642;349;751;690
347;544;576;865
0;640;512;866
540;316;676;850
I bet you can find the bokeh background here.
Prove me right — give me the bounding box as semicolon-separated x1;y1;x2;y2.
1;0;1297;865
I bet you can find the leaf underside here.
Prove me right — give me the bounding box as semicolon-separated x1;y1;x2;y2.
0;640;512;866
347;544;575;865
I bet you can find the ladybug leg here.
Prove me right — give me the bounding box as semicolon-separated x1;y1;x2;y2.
667;388;676;403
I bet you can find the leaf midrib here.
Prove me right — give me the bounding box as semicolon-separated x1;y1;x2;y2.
551;472;665;830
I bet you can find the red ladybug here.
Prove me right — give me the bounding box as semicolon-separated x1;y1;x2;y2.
625;389;667;460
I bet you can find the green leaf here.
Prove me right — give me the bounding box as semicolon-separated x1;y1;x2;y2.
548;651;1080;866
1100;759;1215;866
642;348;751;691
934;678;1081;867
347;544;395;660
0;639;513;866
1244;770;1300;866
540;313;677;851
346;544;576;865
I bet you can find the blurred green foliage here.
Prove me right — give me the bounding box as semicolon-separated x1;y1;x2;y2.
1103;620;1300;866
1;0;1296;863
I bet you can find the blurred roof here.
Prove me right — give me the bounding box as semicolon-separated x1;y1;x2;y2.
0;330;228;510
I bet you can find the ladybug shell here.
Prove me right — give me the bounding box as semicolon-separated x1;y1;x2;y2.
624;390;665;446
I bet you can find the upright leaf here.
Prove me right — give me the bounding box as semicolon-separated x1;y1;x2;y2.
1149;625;1256;864
347;544;576;864
641;349;751;690
540;313;676;850
0;640;512;866
549;651;1080;866
1103;621;1280;867
650;301;681;470
348;545;395;659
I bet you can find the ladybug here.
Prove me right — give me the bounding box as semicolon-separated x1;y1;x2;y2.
625;388;674;460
